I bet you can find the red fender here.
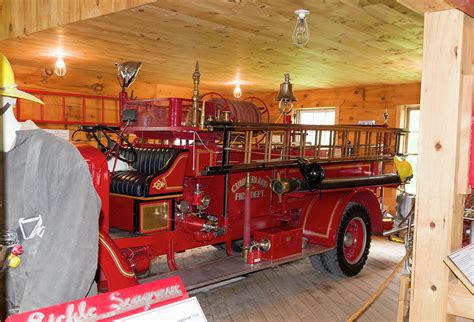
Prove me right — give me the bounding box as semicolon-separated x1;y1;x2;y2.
76;138;138;291
99;231;138;291
300;188;383;247
349;189;384;235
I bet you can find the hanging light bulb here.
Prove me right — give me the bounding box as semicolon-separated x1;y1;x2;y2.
54;56;67;77
292;9;310;47
233;83;242;99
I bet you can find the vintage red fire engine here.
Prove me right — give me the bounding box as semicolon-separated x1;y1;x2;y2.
73;64;410;292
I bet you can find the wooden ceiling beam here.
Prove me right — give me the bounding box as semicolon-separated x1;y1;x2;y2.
0;0;157;41
396;0;474;18
396;0;453;14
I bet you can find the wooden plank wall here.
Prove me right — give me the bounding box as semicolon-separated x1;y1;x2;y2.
11;63;204;131
12;63;197;98
253;82;421;128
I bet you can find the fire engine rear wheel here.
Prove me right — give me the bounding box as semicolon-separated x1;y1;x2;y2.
213;240;243;253
310;203;371;277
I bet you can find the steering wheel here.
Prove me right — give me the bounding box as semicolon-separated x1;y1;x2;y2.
72;125;137;164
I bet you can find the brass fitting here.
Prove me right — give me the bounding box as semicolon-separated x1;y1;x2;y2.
191;61;200;127
242;248;249;260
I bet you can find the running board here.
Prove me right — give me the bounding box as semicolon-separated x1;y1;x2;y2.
139;244;332;290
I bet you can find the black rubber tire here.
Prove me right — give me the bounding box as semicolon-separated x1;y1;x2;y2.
310;202;371;277
309;252;327;273
213;240;243;253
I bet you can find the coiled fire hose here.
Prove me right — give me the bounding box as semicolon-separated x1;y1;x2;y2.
347;250;412;322
210;98;262;123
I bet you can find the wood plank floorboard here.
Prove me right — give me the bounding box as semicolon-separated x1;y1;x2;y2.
151;236;406;321
279;262;342;321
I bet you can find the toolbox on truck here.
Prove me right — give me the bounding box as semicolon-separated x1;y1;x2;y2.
254;226;303;261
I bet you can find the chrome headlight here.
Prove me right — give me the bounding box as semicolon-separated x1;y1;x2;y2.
176;200;190;214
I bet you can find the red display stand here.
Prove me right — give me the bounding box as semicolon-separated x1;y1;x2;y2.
6;276;205;321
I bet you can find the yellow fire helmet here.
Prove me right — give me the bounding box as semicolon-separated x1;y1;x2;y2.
0;54;44;105
394;156;413;182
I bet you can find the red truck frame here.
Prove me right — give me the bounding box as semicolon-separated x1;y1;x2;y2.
73;83;407;293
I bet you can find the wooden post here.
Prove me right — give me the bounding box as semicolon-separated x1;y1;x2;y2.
409;8;472;321
397;274;411;322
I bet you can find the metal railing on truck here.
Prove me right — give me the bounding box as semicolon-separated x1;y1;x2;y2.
204;122;407;175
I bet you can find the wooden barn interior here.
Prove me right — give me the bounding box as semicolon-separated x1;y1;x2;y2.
1;0;473;321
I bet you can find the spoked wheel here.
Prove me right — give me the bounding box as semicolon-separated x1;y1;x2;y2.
310;203;371;277
200;91;231;121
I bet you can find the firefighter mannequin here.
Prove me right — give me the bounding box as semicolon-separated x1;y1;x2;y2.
0;54;101;317
2;96;21;152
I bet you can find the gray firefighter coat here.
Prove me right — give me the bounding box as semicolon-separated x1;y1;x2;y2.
1;129;101;316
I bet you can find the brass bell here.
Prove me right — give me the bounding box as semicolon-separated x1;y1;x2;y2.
275;73;297;103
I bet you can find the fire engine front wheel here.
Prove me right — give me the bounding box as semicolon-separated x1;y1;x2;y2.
310;202;371;277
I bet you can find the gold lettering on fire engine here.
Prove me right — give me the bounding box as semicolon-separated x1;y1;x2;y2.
235;190;265;201
231;176;268;193
232;176;268;201
152;178;167;190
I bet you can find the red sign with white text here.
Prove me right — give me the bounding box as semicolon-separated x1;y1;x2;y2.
6;276;188;321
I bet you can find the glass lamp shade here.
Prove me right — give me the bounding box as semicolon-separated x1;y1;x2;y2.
292;9;310;47
54;57;67;77
233;83;242;99
116;61;142;91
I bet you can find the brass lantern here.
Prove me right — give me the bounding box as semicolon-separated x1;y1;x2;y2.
275;73;297;114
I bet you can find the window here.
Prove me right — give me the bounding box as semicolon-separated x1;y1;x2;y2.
297;107;336;145
403;106;420;194
298;108;336;126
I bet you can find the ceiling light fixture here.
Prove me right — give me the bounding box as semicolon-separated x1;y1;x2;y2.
292;9;310;47
233;83;242;99
54;55;67;77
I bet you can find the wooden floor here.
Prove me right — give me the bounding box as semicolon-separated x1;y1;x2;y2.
152;236;407;322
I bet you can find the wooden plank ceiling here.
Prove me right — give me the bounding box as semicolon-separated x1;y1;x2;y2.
0;0;424;93
0;0;158;40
